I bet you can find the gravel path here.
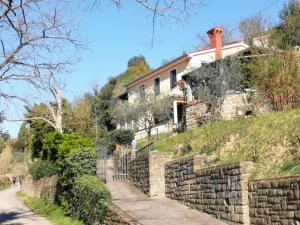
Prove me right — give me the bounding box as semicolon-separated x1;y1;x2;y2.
0;185;52;225
106;158;227;225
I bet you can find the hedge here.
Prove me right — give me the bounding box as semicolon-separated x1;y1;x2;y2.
69;175;111;225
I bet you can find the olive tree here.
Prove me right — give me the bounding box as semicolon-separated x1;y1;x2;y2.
114;93;173;140
187;57;247;118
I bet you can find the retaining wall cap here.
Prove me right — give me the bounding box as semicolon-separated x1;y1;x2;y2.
164;156;194;165
249;174;300;183
194;161;253;173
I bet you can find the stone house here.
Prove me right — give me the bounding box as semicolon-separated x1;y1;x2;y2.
117;26;250;140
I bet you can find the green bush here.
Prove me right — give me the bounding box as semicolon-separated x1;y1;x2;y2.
98;129;134;154
111;129;134;146
29;161;58;180
43;132;94;164
69;176;111;225
58;148;96;210
0;179;11;191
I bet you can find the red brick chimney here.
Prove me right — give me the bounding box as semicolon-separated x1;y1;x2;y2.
207;26;224;60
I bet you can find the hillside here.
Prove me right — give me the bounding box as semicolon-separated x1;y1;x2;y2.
113;56;150;96
155;109;300;179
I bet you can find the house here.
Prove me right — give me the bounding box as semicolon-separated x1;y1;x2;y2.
117;27;250;140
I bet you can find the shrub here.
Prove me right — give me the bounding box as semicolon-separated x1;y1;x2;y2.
29;161;58;180
111;129;134;146
97;129;134;154
58;148;96;210
42;132;63;161
69;175;111;225
0;177;11;190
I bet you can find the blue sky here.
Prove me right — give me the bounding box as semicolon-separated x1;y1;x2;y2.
4;0;288;137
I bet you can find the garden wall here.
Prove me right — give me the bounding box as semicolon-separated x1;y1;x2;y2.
129;151;150;194
103;203;141;225
165;157;253;225
249;176;300;225
128;151;172;196
21;175;58;203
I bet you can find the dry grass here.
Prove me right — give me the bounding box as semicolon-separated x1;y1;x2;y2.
0;143;12;175
155;109;300;179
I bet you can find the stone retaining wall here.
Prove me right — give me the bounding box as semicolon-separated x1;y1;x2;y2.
103;203;141;225
165;156;253;225
21;175;58;203
186;102;207;128
128;151;172;196
129;152;150;194
249;176;300;225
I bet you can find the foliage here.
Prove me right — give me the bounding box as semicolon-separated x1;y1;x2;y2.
0;178;11;191
69;176;111;225
58;149;96;210
91;78;117;133
16;191;84;225
29;161;59;180
248;50;300;110
97;129;134;154
270;0;300;49
187;57;247;118
110;129;134;146
114;93;173;140
114;55;151;95
0;112;9;154
127;55;149;68
56;134;94;164
63;94;94;137
155;108;300;179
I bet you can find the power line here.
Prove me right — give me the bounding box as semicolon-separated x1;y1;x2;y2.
257;0;283;15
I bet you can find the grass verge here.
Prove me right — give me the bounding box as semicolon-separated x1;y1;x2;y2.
0;180;11;191
155;108;300;179
16;191;84;225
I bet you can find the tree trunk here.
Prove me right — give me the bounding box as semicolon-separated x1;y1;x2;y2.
54;88;63;133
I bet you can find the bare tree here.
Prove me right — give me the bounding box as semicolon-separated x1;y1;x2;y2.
91;0;201;44
114;93;173;140
195;25;241;50
0;0;80;104
239;14;272;46
10;84;64;133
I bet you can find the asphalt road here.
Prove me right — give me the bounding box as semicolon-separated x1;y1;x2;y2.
0;185;52;225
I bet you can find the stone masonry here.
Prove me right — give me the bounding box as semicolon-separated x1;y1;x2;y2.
165;156;253;225
21;175;58;203
129;151;150;194
129;151;172;196
249;176;300;225
149;151;172;197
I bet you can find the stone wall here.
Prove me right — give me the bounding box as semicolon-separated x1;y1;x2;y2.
129;152;150;194
128;151;172;196
103;203;141;225
165;156;253;225
186;102;207;128
186;93;269;129
249;176;300;225
149;151;172;197
21;175;58;203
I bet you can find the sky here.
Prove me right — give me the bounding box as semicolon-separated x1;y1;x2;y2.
3;0;289;137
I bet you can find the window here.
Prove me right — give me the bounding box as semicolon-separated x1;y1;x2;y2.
139;84;145;100
153;77;160;95
170;69;177;89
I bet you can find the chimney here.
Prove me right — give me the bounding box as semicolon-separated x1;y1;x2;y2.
207;26;224;60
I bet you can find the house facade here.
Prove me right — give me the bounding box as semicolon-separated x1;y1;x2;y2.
117;27;250;140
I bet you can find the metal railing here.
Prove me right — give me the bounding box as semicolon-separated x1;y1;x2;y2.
135;142;154;157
